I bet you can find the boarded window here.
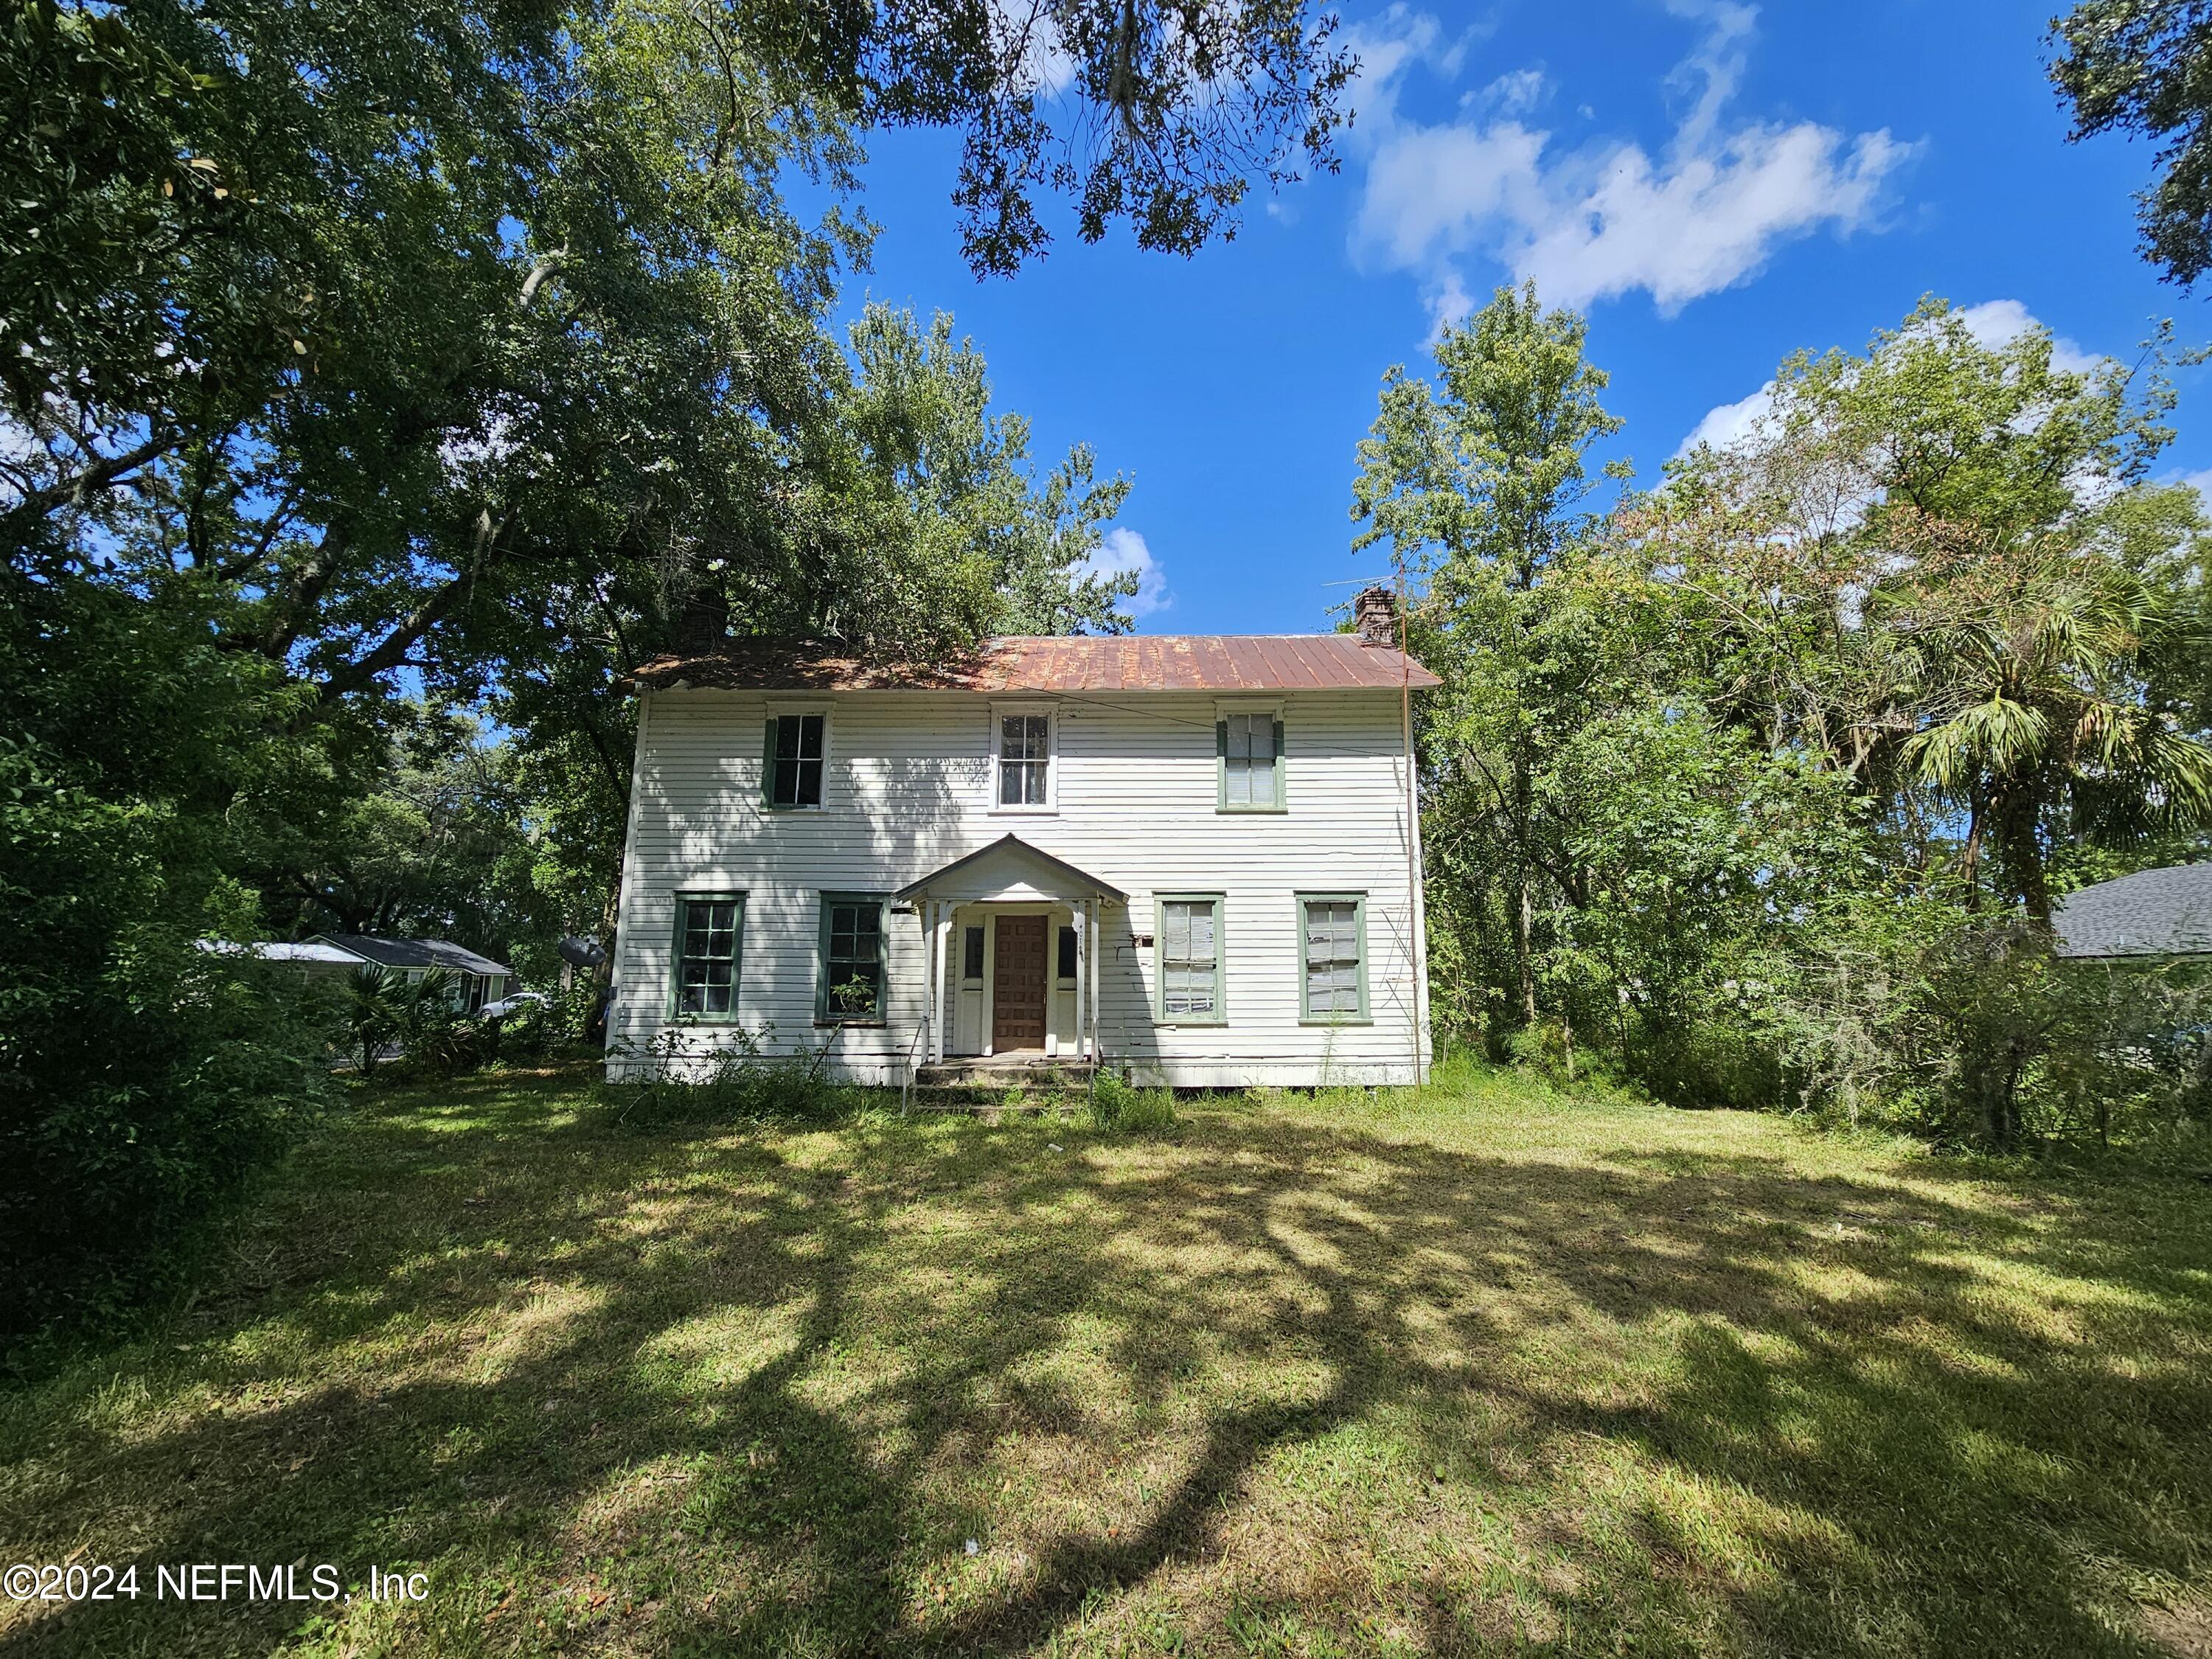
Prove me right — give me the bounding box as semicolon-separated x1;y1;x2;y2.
1301;898;1365;1020
766;714;825;808
676;896;742;1017
998;714;1049;805
1160;898;1220;1019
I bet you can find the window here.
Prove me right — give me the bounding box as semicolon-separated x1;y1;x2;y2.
1299;894;1368;1023
1057;925;1078;981
1218;711;1284;810
961;925;986;981
1155;895;1225;1023
763;712;825;809
818;894;886;1022
996;711;1051;807
674;894;745;1019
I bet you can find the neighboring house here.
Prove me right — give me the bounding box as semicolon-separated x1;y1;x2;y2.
196;939;367;984
201;935;513;1010
608;588;1441;1088
2053;863;2212;962
312;935;515;1011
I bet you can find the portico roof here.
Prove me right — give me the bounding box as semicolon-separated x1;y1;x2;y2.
894;834;1125;904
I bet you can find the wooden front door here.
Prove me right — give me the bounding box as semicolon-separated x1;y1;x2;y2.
992;917;1048;1051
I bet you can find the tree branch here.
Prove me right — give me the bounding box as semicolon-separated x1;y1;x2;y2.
5;431;180;523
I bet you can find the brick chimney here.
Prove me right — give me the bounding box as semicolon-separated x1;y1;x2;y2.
1353;585;1399;647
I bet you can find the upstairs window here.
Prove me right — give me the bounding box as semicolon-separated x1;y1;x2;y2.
764;713;825;809
1219;711;1284;810
1299;894;1368;1023
674;894;745;1019
998;712;1051;807
818;894;886;1022
1156;895;1225;1023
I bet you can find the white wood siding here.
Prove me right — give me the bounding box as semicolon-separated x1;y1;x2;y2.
609;689;1429;1086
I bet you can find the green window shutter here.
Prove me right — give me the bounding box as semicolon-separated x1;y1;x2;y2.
762;718;778;807
814;895;834;1021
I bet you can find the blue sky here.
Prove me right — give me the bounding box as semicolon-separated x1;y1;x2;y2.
833;0;2206;635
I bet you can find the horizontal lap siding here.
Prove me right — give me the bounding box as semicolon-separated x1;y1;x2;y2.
610;689;1427;1085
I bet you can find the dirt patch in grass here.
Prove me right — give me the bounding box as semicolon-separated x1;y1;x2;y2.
2;1064;2208;1655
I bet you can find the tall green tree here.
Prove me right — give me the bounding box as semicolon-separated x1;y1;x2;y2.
1350;283;1626;1034
6;0;1255;1342
1649;297;2212;919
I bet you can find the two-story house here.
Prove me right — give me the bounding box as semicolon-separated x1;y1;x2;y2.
608;587;1440;1088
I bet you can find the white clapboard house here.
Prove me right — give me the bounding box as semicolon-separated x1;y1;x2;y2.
607;588;1439;1088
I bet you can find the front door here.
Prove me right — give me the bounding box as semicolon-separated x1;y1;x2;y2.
992;916;1048;1051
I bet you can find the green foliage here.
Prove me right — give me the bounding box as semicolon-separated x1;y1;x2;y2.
1368;288;2212;1146
0;575;330;1344
604;1028;862;1130
1;0;1346;1350
389;971;493;1080
341;966;406;1075
2051;0;2212;285
1089;1068;1177;1132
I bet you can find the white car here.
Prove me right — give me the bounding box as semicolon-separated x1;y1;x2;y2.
478;990;550;1020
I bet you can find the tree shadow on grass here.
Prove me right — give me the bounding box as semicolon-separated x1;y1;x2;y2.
6;1078;2211;1656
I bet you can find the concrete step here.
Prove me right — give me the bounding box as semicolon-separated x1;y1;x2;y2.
913;1057;1098;1090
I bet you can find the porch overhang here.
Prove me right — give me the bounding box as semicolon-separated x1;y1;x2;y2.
894;833;1125;905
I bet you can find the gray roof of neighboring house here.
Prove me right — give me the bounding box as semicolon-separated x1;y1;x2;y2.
314;935;513;976
2051;863;2212;960
197;939;362;965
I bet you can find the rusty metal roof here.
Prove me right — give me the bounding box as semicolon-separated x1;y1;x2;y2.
627;635;1441;694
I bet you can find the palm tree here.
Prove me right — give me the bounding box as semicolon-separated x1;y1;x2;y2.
344;965;405;1072
1901;549;2212;919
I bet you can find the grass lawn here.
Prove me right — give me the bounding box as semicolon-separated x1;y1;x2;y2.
4;1063;2211;1657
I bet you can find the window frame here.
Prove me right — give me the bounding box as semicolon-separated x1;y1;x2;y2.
988;700;1059;813
815;891;889;1026
761;703;831;813
1296;891;1371;1026
669;890;748;1023
961;924;987;984
1216;700;1287;814
1153;891;1228;1027
1056;924;1079;984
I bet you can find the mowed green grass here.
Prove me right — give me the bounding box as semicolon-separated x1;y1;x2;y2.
4;1064;2211;1658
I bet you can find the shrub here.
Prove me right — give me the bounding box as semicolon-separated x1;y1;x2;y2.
603;1026;861;1130
391;970;496;1078
0;577;338;1352
1089;1068;1176;1133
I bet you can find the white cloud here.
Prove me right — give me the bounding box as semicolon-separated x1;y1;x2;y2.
1348;3;1916;321
1674;380;1775;458
1952;299;2104;378
1085;526;1171;618
1469;67;1548;119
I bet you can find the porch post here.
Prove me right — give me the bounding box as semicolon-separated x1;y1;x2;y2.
1087;896;1102;1064
920;902;938;1071
928;898;948;1065
1072;902;1086;1062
